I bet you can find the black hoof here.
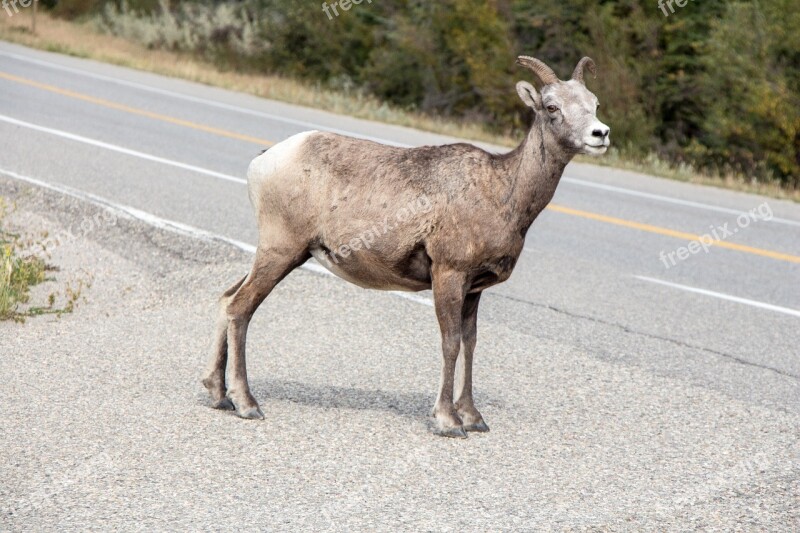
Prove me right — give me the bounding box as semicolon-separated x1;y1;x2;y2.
211;397;235;411
236;406;265;420
463;420;490;433
434;426;468;439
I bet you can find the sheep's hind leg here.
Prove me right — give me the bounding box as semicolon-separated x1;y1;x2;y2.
202;275;247;410
225;243;309;420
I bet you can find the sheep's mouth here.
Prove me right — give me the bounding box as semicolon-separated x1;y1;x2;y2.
583;144;608;155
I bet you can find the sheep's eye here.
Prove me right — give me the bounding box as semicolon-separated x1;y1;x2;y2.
546;105;558;113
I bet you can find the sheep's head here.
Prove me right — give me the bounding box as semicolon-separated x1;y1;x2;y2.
516;56;610;156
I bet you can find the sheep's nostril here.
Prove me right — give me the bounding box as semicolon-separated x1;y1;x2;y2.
592;129;609;139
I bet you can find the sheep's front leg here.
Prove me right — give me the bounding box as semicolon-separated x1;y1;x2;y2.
455;292;489;432
431;266;469;438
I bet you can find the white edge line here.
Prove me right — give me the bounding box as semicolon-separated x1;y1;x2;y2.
561;177;800;227
6;49;800;226
0;168;254;251
0;167;433;307
635;275;800;318
0;113;246;185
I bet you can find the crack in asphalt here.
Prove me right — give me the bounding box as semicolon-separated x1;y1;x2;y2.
488;292;800;381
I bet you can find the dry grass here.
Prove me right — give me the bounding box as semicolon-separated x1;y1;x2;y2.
1;12;797;202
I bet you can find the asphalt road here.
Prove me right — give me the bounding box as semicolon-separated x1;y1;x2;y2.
0;40;798;530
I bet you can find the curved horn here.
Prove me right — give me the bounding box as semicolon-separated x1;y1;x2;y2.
516;56;559;85
572;56;597;84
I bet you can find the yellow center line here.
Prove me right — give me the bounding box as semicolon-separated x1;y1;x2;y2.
547;204;800;264
2;71;797;265
0;71;274;147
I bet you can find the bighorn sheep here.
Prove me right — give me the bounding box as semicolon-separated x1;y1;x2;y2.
203;56;610;438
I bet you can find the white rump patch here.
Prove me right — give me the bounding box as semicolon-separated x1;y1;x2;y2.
247;130;318;192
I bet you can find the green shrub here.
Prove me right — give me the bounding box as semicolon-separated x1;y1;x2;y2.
0;198;86;322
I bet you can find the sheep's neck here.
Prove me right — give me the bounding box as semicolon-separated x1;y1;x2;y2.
494;117;573;233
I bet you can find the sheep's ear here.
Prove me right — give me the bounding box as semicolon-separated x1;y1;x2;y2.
516;81;542;111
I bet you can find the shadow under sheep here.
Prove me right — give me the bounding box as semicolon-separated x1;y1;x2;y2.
199;379;502;421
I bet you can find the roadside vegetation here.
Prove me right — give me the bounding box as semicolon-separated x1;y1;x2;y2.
0;0;798;201
0;197;86;322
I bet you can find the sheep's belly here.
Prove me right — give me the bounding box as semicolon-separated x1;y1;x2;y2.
309;246;432;292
